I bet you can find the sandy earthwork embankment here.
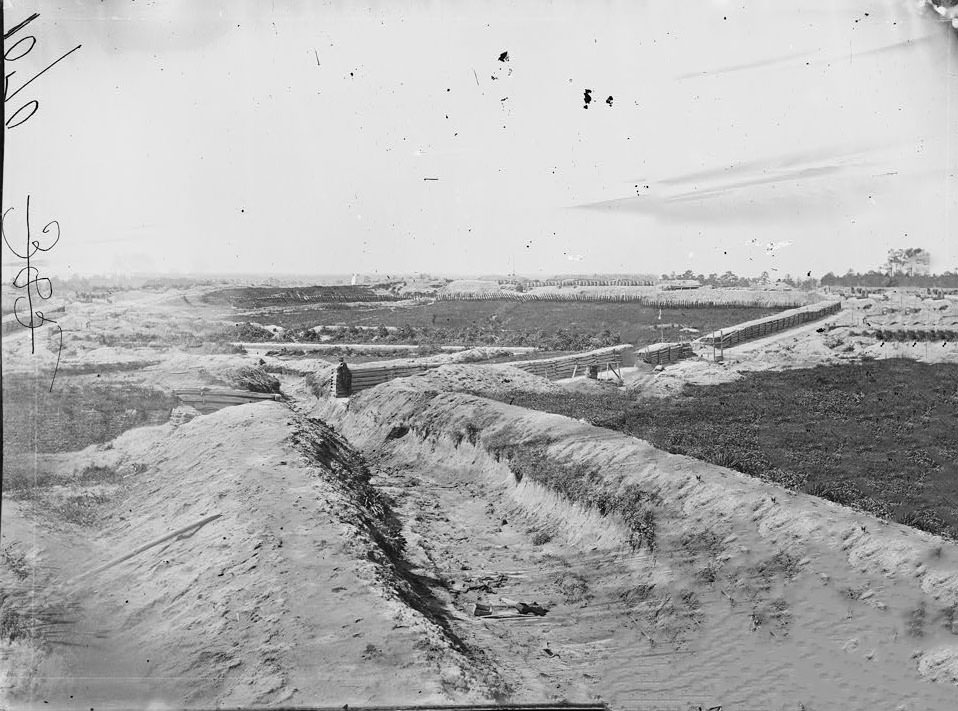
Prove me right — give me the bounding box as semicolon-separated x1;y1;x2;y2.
308;369;958;710
1;402;509;709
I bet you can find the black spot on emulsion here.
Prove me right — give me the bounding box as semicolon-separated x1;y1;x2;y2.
498;51;509;62
606;95;613;107
583;89;593;109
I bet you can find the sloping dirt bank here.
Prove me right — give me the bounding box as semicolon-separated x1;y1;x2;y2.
308;374;958;710
1;402;507;710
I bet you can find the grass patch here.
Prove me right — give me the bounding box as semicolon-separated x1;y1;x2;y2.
0;546;79;646
502;445;659;551
53;360;160;376
2;376;177;460
45;492;113;527
491;359;958;539
3;464;122;496
5;463;120;528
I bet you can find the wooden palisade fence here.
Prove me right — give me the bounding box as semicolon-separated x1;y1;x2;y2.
436;291;807;308
697;301;841;349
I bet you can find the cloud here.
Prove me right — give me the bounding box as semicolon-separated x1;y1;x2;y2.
577;143;938;227
676;35;936;81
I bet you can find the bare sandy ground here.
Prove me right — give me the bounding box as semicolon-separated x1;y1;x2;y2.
1;403;506;709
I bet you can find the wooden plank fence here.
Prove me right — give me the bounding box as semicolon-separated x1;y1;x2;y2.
345;363;438;394
331;344;634;396
509;344;632;380
636;342;695;365
173;388;282;414
698;301;841;349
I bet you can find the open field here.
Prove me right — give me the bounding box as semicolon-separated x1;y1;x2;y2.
439;283;816;308
237;300;784;349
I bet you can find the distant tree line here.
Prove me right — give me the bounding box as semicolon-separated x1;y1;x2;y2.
820;270;958;289
660;270;819;289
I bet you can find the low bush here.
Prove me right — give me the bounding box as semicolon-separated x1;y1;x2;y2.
531;530;553;546
225;365;281;394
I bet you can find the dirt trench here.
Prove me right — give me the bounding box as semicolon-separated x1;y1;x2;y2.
6;359;958;710
302;374;958;711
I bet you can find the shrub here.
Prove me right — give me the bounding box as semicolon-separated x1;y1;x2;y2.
225;365;281;394
899;509;949;537
231;322;275;341
1;547;30;582
551;570;591;604
531;530;553;546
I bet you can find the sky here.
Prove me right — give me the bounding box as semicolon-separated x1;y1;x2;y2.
3;0;957;279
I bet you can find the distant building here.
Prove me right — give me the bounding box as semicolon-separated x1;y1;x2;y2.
885;248;930;276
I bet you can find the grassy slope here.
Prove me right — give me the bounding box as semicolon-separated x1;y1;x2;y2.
2;375;177;461
488;359;958;539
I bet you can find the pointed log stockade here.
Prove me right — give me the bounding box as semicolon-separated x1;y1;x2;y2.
435;290;807;308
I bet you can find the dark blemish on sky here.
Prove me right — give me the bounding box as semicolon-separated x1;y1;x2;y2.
583;89;592;109
498;51;509;62
606;95;613;107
